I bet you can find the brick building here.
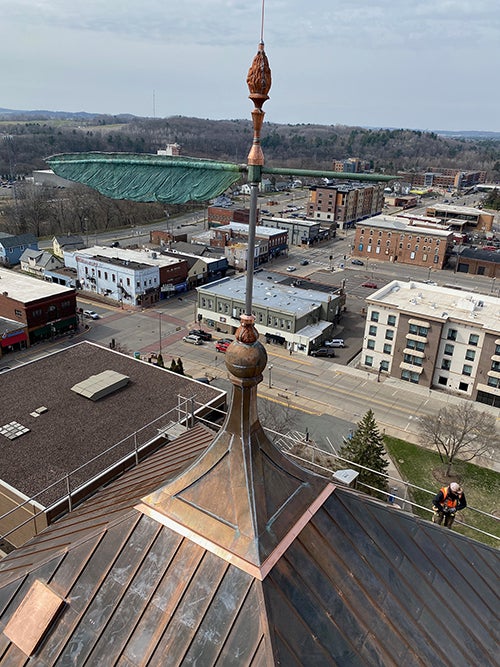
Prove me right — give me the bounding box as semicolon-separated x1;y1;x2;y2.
397;168;486;190
207;206;250;226
0;267;77;347
353;215;453;268
425;203;494;234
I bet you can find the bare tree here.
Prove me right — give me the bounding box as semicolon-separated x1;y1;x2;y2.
258;397;298;443
418;403;498;475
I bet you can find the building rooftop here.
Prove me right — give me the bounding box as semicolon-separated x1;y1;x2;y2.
358;215;453;237
198;275;337;316
0;267;74;302
0;341;226;506
74;245;182;268
428;203;490;216
366;280;500;332
224;222;286;238
261;216;319;228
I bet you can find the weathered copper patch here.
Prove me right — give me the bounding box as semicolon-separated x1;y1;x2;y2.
3;579;64;656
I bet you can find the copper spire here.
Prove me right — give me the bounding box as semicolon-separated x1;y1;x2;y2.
137;34;334;581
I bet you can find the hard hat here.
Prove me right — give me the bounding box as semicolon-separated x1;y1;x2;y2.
450;482;462;493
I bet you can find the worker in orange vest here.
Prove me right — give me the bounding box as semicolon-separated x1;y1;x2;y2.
432;482;467;529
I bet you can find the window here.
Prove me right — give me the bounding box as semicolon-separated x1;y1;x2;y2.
495;344;500;356
469;333;479;346
15;309;22;317
365;355;373;367
491;361;500;372
126;278;130;286
367;339;375;350
441;359;451;370
487;376;500;388
385;330;394;340
438;376;447;386
387;315;396;326
444;343;454;356
380;360;389;371
409;324;428;336
406;339;425;352
371;311;379;322
104;272;108;280
458;382;469;392
462;364;472;376
383;343;392;354
465;349;476;361
447;329;457;341
98;270;101;278
401;369;420;384
404;353;423;366
369;325;377;336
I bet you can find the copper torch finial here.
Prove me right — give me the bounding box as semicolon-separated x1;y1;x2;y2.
246;42;272;167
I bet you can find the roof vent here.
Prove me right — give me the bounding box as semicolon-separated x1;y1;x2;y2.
71;370;130;401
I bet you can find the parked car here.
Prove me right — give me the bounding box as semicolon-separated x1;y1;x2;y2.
183;334;203;345
325;339;345;348
110;241;120;248
351;259;364;266
189;329;212;341
215;339;232;353
310;347;336;358
361;281;378;289
83;310;100;320
286;266;296;272
300;260;309;266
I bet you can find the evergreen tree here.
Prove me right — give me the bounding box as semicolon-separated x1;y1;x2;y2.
156;353;164;368
176;358;184;376
338;409;389;498
169;359;178;373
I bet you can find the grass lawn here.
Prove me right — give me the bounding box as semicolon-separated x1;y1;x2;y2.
384;436;500;548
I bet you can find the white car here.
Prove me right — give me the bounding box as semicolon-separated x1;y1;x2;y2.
83;310;100;320
183;334;203;345
286;266;296;272
325;339;345;348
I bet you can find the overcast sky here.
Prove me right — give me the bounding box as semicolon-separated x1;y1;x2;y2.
2;0;499;132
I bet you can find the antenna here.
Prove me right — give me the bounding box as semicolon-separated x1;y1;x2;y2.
152;89;156;119
260;0;265;43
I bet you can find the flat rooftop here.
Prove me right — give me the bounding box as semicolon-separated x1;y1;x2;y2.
198;274;336;316
367;280;500;332
261;216;319;228
0;267;74;302
358;215;452;236
75;246;182;268
427;203;490;216
0;341;226;505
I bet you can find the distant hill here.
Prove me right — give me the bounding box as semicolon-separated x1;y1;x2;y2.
0;109;499;179
0;108;136;122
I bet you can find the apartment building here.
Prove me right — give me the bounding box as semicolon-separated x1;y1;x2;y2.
352;215;454;268
260;216;326;245
397;168;486;190
332;158;371;174
361;280;500;407
307;183;385;230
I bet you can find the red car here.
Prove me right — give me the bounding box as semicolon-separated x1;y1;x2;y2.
362;281;378;289
215;339;232;353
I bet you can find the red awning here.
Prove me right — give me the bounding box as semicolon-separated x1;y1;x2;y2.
1;331;28;347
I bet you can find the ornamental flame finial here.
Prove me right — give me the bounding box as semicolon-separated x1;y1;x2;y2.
246;42;272;167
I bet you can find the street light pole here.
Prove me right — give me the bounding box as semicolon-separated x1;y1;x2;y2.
268;364;273;388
